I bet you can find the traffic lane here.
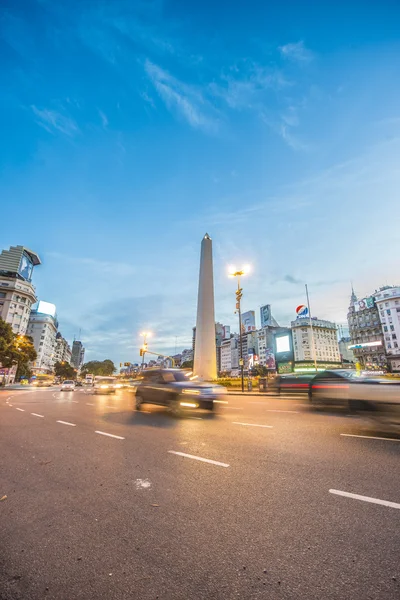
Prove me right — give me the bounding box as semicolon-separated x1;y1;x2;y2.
3;401;399;599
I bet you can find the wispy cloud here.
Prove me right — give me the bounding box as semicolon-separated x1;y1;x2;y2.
98;109;108;128
31;106;79;136
279;41;314;63
144;59;219;131
140;91;156;109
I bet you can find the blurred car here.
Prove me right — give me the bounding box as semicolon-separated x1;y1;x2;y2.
75;381;83;387
93;376;117;394
61;380;75;391
273;373;315;395
309;369;400;429
135;368;225;416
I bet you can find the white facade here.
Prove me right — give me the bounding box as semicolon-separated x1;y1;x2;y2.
291;318;340;364
220;336;239;373
193;234;217;380
0;276;36;335
54;334;72;365
374;286;400;371
27;311;58;373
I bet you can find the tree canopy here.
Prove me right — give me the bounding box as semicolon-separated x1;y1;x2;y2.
54;361;77;380
0;319;37;377
80;359;116;376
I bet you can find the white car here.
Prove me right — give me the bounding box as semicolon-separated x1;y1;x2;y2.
93;376;117;394
61;380;75;391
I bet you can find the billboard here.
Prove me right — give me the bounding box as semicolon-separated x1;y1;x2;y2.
265;348;276;370
36;300;57;317
296;305;309;318
260;304;271;328
276;335;290;353
241;310;256;332
18;252;34;282
354;296;375;312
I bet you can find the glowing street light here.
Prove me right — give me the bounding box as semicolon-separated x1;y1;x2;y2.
140;331;152;369
228;265;251;393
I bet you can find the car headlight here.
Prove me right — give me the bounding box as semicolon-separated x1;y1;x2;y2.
100;385;109;389
181;389;200;395
115;384;123;389
180;401;199;408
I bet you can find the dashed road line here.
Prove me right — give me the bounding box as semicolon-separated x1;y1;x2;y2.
31;413;44;418
221;406;243;410
329;489;400;510
86;402;95;406
95;430;125;440
341;433;400;442
188;416;203;420
168;450;229;468
265;409;299;414
72;400;79;403
214;400;229;404
233;422;273;428
56;420;76;427
15;407;25;412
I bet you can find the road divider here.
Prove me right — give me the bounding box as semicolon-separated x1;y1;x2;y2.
329;489;400;510
168;450;229;468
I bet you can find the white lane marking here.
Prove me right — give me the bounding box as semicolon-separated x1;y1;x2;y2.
214;400;228;404
329;489;400;510
249;401;269;404
15;407;25;412
31;413;44;418
57;420;76;427
168;450;229;468
265;409;299;414
86;402;95;406
135;478;151;489
341;433;400;442
72;400;79;403
95;430;125;440
221;406;243;410
105;405;115;409
188;416;203;420
233;422;273;428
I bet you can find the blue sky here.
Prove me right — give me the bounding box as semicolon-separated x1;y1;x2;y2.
1;0;400;364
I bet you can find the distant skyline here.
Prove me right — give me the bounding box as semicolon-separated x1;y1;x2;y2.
1;0;400;364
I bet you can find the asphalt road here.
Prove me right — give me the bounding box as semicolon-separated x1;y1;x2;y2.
1;386;399;600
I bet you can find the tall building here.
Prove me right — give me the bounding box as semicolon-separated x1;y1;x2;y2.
0;245;41;335
54;332;72;365
71;340;85;370
220;335;239;374
374;286;400;372
347;290;386;369
291;317;340;366
338;337;356;364
27;301;58;374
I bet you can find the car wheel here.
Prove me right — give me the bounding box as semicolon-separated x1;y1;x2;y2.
169;399;182;418
135;394;143;411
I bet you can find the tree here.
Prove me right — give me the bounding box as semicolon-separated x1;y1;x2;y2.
15;335;37;380
250;364;269;377
80;359;116;376
54;361;76;380
181;360;193;369
0;319;18;368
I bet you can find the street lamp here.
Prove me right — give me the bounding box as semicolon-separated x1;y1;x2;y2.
140;331;152;369
228;265;251;393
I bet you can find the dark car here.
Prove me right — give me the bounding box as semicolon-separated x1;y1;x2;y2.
135;368;225;416
75;381;83;387
273;373;315;395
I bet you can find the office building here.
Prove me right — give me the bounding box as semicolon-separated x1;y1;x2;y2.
71;340;85;370
347;289;386;369
0;245;41;335
374;286;400;372
220;335;239;375
27;301;58;374
291;317;340;365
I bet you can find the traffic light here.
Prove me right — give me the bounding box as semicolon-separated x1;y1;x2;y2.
124;362;131;367
120;363;122;367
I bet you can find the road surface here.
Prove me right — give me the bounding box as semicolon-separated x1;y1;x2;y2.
1;387;399;599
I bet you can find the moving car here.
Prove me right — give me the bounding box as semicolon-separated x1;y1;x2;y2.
273;373;315;395
135;368;225;416
61;380;75;391
309;369;400;430
93;376;117;394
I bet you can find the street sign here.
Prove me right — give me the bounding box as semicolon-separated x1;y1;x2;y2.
239;358;244;366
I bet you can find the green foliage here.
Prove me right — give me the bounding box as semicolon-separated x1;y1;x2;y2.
54;361;76;380
0;319;17;368
0;319;37;376
181;360;193;369
81;359;116;376
250;364;269;377
15;335;37;380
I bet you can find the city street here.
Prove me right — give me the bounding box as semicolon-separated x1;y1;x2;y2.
1;387;399;600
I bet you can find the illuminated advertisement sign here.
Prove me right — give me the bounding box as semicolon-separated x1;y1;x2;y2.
274;331;294;364
36;300;57;317
18;252;34;281
348;341;382;349
296;305;309;318
260;304;271;328
241;310;256;332
276;335;290;353
354;297;375;312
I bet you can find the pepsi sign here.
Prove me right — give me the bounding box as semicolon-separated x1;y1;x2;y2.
296;304;309;318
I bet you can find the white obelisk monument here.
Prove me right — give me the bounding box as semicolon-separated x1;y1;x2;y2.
193;234;217;381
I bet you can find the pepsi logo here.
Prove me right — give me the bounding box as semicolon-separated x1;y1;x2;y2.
296;304;309;316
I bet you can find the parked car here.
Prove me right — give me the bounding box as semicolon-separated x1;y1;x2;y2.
61;380;75;391
93;376;117;394
309;369;400;430
135;368;225;416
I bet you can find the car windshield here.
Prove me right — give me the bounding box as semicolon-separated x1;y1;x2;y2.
62;381;74;384
162;371;188;382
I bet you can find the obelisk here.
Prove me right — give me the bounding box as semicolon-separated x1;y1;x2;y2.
193;234;217;380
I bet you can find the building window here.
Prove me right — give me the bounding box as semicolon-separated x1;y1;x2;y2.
387;309;391;315
394;342;399;348
0;292;6;298
384;326;388;332
393;334;397;340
